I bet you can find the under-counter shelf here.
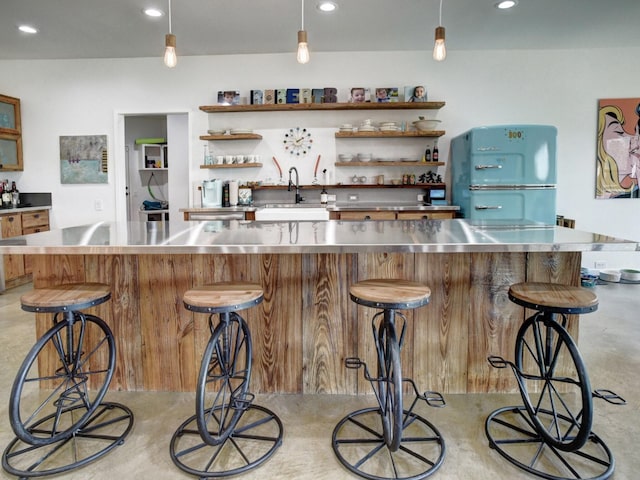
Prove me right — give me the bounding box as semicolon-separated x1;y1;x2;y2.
335;130;445;138
200;163;263;169
199;101;445;113
335;161;444;167
199;134;263;141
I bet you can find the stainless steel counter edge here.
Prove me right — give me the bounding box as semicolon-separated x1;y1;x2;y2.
0;206;52;214
181;203;460;212
0;219;637;255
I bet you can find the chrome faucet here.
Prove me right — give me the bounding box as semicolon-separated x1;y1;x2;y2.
288;166;304;203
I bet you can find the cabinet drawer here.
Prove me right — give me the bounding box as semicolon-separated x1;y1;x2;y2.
396;211;454;220
22;210;49;229
23;224;50;235
339;211;396;221
1;213;23;237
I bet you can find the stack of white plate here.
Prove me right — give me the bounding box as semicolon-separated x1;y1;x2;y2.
621;269;640;281
207;129;226;135
339;124;353;133
379;122;400;132
338;153;354;162
230;128;253;135
599;269;621;282
357;153;372;162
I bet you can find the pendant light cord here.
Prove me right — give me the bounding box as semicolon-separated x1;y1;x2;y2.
301;0;305;30
438;0;443;26
168;0;172;34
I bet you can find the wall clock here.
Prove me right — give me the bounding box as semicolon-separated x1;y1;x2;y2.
283;127;312;156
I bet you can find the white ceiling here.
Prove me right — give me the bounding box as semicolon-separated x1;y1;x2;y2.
1;0;639;61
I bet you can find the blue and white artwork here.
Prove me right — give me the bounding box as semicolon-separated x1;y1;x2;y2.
60;135;108;184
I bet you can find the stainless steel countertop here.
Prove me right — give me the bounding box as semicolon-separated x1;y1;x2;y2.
0;219;637;255
180;203;460;212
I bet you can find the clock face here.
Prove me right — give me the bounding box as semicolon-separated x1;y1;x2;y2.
284;127;312;156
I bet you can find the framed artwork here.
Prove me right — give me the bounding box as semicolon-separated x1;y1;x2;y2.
404;85;428;102
60;135;108;184
217;90;240;105
0;94;21;134
348;87;370;103
596;97;640;199
374;87;399;103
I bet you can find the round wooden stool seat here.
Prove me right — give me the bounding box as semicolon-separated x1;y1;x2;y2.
508;282;598;315
21;283;111;313
350;279;431;310
183;282;264;314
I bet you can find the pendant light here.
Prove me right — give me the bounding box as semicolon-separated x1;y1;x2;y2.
164;0;177;68
433;0;446;61
297;0;310;64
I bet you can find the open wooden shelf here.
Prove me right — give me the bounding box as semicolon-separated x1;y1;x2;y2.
335;130;445;138
200;163;263;169
199;101;445;113
335;161;444;167
199;133;262;141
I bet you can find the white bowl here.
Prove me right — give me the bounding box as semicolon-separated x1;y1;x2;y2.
599;269;621;282
620;269;640;281
412;119;442;131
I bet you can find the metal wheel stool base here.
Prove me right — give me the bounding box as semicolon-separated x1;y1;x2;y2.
170;404;283;479
486;406;614;480
332;407;445;480
2;402;134;479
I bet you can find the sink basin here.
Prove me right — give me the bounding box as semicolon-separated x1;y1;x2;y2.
255;204;329;221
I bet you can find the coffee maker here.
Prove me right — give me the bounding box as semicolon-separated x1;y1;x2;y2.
201;179;222;207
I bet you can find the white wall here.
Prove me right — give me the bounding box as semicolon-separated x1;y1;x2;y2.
1;48;639;268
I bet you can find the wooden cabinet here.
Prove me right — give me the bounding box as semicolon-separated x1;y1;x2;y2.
331;209;455;220
1;209;50;287
0;94;23;171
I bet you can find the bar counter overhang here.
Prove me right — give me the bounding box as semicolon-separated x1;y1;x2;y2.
1;219;637;395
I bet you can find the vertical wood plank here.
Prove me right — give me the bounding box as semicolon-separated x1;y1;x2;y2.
302;253;357;394
467;252;526;393
413;253;470;394
138;254;194;391
85;255;142;391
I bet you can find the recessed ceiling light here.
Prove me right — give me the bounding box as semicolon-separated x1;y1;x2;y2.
18;25;38;34
143;7;164;17
495;0;517;9
317;1;337;12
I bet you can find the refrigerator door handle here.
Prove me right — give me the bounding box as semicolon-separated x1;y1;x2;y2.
475;164;503;170
475;205;503;210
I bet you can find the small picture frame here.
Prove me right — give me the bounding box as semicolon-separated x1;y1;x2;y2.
374;87;399;103
251;90;264;105
0;134;23;170
0;94;21;134
217;90;240;105
348;87;370;103
404;85;428;102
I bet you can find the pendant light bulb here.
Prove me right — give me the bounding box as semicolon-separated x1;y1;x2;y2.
164;33;177;68
433;26;446;61
163;0;177;68
297;30;310;64
296;0;310;64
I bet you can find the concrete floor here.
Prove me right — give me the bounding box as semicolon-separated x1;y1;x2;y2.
1;281;638;480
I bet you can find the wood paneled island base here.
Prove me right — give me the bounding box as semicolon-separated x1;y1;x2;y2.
31;250;580;395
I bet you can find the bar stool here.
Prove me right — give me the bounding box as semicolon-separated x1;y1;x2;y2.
2;283;134;479
486;282;626;480
169;282;283;478
332;279;446;480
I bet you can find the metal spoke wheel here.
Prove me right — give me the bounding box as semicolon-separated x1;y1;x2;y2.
486;406;614;480
8;313;116;446
376;321;403;452
196;312;252;446
170;404;283;478
514;313;593;452
332;407;446;480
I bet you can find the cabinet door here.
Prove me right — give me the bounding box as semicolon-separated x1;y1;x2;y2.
1;213;25;280
396;211;454;220
339;211;396;221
